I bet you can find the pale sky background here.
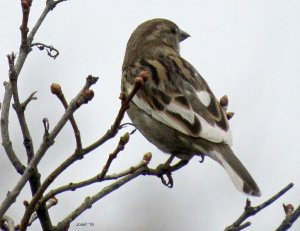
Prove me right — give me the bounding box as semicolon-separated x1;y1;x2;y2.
1;1;300;230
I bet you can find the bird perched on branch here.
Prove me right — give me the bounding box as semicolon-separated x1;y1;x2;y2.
121;18;261;196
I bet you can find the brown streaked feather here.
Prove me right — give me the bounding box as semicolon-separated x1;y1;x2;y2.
165;110;201;135
174;96;190;108
123;54;231;144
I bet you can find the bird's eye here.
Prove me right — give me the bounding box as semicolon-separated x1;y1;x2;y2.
170;27;177;34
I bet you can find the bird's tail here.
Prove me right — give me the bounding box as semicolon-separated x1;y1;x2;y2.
209;144;261;196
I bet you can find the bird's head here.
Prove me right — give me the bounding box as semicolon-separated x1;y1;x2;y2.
126;18;190;53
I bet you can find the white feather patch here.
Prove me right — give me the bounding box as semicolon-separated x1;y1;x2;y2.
132;93;232;145
166;103;195;124
196;114;232;144
132;96;188;133
197;91;211;107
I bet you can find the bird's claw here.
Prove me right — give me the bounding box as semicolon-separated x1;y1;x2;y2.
160;172;173;188
157;157;175;188
199;154;205;163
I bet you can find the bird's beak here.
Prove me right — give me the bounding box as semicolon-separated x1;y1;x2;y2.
179;29;190;42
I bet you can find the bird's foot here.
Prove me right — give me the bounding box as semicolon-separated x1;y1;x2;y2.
157;155;190;188
157;155;175;188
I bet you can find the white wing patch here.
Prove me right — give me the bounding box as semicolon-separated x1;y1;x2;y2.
197;90;211;107
196;114;232;145
132;93;232;145
167;103;194;124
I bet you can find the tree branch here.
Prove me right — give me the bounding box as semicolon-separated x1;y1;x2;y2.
21;91;38;110
27;198;58;227
0;215;15;231
20;0;32;50
41;156;150;206
51;83;82;149
97;132;130;180
8;42;52;231
0;76;98;227
8;53;35;161
18;75;145;230
1;81;25;174
31;42;59;59
225;183;294;231
275;203;300;231
84;71;148;153
54;158;150;231
47;0;68;10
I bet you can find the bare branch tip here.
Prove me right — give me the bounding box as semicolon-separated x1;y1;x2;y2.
119;132;130;146
143;152;152;164
86;75;99;84
245;198;251;208
43;118;50;136
283;204;295;217
21;0;32;10
50;83;62;95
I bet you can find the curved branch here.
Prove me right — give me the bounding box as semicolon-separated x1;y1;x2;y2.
31;42;59;59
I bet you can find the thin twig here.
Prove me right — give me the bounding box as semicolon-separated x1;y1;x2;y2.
41;159;148;205
20;0;32;50
98;132;130;180
27;198;58;227
1;76;98;230
8;53;35;161
0;215;15;231
84;71;148;153
275;204;300;231
54;164;149;231
48;0;68;10
50;83;82;149
1;81;25;174
225;183;294;231
31;42;59;59
42;118;50;137
8;50;53;230
21;91;37;110
18;75;145;230
13;0;64;78
0;0;67;229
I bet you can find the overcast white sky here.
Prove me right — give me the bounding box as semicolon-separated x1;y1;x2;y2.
1;1;300;230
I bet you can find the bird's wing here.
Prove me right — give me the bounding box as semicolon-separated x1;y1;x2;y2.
123;55;232;145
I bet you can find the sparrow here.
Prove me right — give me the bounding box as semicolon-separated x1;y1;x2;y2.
121;18;261;196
